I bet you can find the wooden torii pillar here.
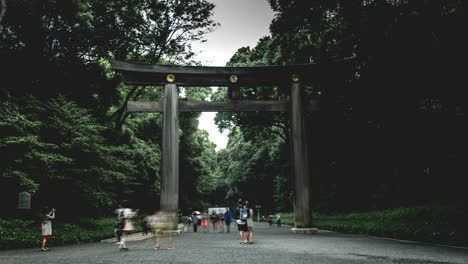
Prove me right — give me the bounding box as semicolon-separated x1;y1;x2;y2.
110;59;353;231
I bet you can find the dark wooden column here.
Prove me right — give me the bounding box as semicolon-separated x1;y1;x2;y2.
160;83;179;211
290;82;312;228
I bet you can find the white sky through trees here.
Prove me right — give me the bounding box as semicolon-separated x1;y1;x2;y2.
191;0;275;151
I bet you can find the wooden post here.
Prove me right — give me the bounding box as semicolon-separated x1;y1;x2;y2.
160;83;179;211
290;82;313;229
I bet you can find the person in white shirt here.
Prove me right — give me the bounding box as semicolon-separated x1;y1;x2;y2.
41;206;56;251
118;207;138;251
246;201;254;244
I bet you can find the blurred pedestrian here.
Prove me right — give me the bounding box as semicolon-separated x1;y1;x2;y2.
114;204;124;244
40;206;56;251
224;208;233;233
276;213;281;228
182;215;190;232
246;201;254;244
119;207;138;251
192;211;201;232
152;211;177;249
201;210;209;232
218;212;224;232
141;215;151;235
147;213;157;235
267;214;274;227
210;210;219;232
187;214;192;229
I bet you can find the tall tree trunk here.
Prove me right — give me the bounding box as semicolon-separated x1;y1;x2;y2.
0;0;7;27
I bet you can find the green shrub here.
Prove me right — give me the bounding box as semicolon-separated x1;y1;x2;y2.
0;217;142;250
279;205;468;247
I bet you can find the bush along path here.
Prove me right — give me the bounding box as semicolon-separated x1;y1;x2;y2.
0;217;142;250
280;205;468;247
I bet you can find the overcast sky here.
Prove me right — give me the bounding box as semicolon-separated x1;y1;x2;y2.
191;0;275;151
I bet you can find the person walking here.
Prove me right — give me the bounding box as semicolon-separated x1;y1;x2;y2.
186;214;192;231
40;207;56;251
210;210;219;232
224;208;233;233
141;215;152;235
192;211;201;232
218;212;224;232
114;204;124;244
119;207;138;251
245;201;254;244
276;213;282;228
235;199;250;245
153;211;177;250
201;210;209;232
182;215;190;233
267;214;274;227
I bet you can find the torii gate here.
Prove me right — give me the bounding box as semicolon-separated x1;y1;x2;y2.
110;58;352;232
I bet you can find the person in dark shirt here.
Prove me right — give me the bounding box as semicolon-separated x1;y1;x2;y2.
235;199;250;244
210;210;219;232
224;208;233;233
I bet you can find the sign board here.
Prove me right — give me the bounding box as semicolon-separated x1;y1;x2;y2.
17;191;31;209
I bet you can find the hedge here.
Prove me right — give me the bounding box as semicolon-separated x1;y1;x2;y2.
0;217;142;250
279;205;468;247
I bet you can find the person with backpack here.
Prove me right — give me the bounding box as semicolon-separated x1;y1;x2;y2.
40;206;56;251
210;210;219;232
235;199;250;245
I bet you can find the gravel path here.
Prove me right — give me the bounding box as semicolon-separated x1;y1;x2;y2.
1;222;467;264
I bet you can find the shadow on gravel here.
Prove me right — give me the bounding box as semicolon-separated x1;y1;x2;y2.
350;253;454;264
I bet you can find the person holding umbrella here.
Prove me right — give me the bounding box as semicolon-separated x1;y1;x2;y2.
192;211;201;232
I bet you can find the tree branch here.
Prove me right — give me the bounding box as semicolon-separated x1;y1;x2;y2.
153;18;186;63
115;86;146;130
270;127;287;141
111;86;141;130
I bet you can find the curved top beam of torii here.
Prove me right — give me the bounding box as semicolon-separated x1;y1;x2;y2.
110;57;355;87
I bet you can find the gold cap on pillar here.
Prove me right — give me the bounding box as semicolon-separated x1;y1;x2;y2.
166;74;175;83
230;75;238;83
291;73;300;82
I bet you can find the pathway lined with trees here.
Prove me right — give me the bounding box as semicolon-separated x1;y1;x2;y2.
1;0;468;255
1;223;467;264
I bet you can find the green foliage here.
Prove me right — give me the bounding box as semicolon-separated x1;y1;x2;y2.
0;0;220;218
0;217;142;250
215;128;290;212
215;0;468;215
280;205;468;247
0;99;67;194
0;95;146;215
0;0;218;127
176;87;224;211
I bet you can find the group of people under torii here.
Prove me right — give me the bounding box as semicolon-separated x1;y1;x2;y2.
38;199;281;251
